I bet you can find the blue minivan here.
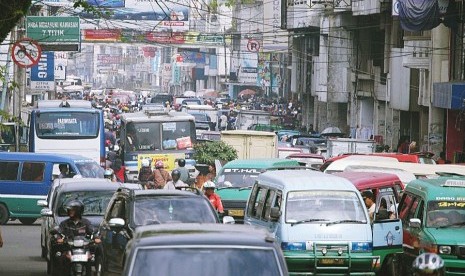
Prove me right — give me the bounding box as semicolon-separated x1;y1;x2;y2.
0;152;104;225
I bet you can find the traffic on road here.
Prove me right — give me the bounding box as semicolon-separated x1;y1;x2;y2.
0;91;462;276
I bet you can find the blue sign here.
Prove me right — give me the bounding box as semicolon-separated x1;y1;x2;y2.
31;52;54;82
86;0;125;8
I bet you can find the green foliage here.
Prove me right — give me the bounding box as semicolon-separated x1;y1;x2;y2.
0;0;31;43
0;65;22;126
193;141;237;165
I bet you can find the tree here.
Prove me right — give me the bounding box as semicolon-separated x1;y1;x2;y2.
193;141;237;166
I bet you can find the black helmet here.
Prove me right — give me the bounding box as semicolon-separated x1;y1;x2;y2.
171;169;181;177
65;199;84;217
412;253;445;276
178;159;186;167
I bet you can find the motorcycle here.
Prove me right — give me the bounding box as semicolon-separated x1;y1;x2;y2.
50;227;97;276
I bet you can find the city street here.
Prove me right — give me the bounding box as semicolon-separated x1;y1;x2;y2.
0;220;47;276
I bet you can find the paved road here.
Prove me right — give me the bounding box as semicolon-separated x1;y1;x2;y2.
0;220;47;276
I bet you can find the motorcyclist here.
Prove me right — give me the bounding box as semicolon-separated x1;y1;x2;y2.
57;199;96;241
412;253;445;276
203;181;224;214
104;168;117;182
138;159;154;188
152;160;171;189
176;159;189;183
164;169;189;190
54;199;100;274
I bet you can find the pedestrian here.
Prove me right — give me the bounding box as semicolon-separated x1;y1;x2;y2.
0;226;3;248
219;113;228;131
153;160;172;189
397;138;410;154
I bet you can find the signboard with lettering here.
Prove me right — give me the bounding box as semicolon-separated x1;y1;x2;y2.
30;52;55;91
26;16;80;51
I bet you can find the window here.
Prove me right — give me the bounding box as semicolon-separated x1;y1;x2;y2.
21;162;45;182
247;185;267;219
0;161;19;180
375;188;399;220
109;199;125;220
263;190;276;221
398;193;414;222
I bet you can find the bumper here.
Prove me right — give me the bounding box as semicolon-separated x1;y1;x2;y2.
284;250;378;275
444;259;465;276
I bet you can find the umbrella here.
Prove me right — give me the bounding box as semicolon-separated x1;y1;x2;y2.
321;127;344;137
204;91;220;98
183;90;196;97
238;89;256;97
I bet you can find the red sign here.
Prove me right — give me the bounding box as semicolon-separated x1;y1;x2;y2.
247;40;260;52
11;38;42;68
83;29;121;41
145;32;185;44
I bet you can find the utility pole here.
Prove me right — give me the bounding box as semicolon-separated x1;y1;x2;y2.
224;27;228;84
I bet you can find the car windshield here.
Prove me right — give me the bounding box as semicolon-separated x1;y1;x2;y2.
133;196;218;226
426;201;465;228
286;190;367;223
216;168;261;188
75;161;105;178
192;113;209;122
55;191;115;216
130;247;282;276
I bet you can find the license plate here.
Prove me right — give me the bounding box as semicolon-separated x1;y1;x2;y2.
71;254;88;262
320;258;344;265
228;209;244;217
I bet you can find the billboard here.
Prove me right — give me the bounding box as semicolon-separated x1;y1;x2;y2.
30;52;55;91
80;0;190;32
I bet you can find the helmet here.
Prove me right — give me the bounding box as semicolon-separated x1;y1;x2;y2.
141;159;150;167
104;168;114;179
177;159;186;167
412;253;445;276
155;160;164;169
171;169;181;177
65;199;84;217
203;181;216;189
115;114;120;120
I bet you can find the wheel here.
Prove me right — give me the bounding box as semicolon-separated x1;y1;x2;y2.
19;218;37;225
0;204;9;224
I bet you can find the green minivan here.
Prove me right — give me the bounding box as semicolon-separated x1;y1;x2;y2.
214;158;300;223
399;176;465;275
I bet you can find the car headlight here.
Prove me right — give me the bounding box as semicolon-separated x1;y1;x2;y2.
439;245;452;255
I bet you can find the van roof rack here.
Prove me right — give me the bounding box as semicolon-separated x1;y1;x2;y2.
37;100;92;109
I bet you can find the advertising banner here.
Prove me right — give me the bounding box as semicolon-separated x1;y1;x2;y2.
80;0;190;32
83;29;122;41
30;52;55;91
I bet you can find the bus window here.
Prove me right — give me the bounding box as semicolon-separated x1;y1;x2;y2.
21;162;45;182
126;122;161;151
35;112;99;138
0;161;19;181
161;121;195;150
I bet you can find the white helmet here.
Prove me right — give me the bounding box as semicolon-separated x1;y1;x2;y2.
141;159;150;167
203;181;216;189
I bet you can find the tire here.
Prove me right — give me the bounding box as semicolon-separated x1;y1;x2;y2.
0;204;9;225
19;218;37;225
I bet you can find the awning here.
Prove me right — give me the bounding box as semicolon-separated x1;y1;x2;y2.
433;82;465;110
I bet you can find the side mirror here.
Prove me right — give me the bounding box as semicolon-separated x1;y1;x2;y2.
222;216;235;224
40;208;53;217
108;218;125;230
409;218;421;228
37;200;48;207
270;207;281;221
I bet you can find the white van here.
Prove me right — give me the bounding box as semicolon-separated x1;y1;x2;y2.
244;170;379;275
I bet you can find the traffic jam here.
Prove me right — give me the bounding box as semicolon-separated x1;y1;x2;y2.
0;91;464;276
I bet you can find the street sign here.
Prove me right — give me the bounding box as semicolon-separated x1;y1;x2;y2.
30;52;55;91
11;38;42;68
247;40;260;52
26;16;80;52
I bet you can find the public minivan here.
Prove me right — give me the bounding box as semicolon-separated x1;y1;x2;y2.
0;152;104;225
244;170;379;274
214;158;300;223
399;176;465;274
334;171;404;275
